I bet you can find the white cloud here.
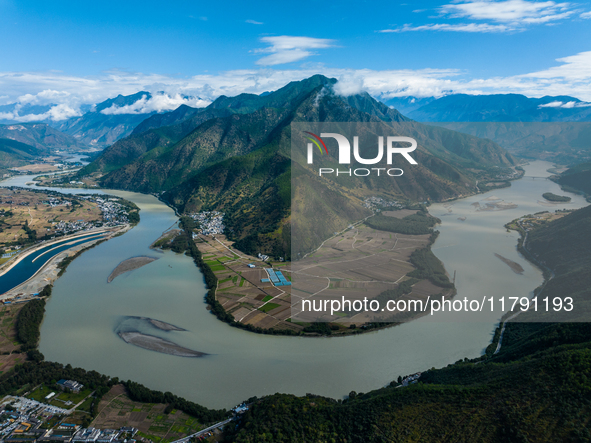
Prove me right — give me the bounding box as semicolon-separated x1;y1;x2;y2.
2;50;591;122
538;100;564;107
0;103;81;122
538;100;591;108
580;10;591;18
380;23;513;32
245;19;263;25
522;51;591;80
254;36;336;66
333;75;365;96
440;0;574;24
100;92;209;115
382;1;578;33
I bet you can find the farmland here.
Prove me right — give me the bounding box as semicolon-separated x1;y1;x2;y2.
0;188;102;253
0;303;26;373
194;234;300;334
194;210;454;334
91;384;205;443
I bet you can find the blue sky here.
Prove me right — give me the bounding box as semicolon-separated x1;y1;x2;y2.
1;0;591;120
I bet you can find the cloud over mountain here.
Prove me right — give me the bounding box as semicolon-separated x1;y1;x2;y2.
2;49;591;123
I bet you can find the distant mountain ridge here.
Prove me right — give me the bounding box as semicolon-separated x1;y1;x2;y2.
0;123;81;151
0;138;45;169
402;93;591;122
54;91;159;148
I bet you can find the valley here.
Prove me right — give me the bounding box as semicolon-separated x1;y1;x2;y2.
0;77;589;442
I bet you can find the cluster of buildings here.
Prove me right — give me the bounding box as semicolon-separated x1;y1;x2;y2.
50;197;132;235
363;197;403;211
189;211;225;236
0;395;138;443
52;220;98;235
0;396;68;442
44;198;72;208
81;197;132;226
400;372;422;387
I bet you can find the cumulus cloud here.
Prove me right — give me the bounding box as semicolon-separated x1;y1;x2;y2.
100;92;210;115
0;103;81;122
333;75;366;96
254;36;336;66
581;11;591;18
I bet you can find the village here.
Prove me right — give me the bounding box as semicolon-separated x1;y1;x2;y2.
50;196;135;236
188;211;225;236
362;196;404;211
0;389;139;443
0;188;137;258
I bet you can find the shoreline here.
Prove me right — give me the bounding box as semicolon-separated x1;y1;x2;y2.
0;227;118;277
0;226;129;302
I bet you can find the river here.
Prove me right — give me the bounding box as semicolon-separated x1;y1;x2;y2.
1;160;587;409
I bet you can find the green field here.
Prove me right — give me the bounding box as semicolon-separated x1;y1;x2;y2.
27;384;92;407
259;302;280;313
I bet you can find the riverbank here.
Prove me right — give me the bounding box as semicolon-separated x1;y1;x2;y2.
0;226;129;303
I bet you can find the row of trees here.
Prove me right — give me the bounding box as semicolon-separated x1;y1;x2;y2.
125;380;228;423
365;212;437;235
16;296;46;351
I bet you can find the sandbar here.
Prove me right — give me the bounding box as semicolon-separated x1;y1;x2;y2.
108;256;159;282
118;332;207;357
494;253;524;274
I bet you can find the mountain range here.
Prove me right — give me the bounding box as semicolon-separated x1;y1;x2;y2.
0;123;81;152
384;94;591;165
0;91;206;149
53;91;159;148
0;138;46;171
78;75;516;257
398;93;591;122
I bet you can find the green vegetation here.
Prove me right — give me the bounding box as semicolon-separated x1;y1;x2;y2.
542;192;571;202
16;297;46;351
27;384;92;406
258;303;280;313
408;233;454;288
224;322;591;442
124;380;227;424
554;161;591;196
364;211;437;235
523;204;591;321
0;137;44;168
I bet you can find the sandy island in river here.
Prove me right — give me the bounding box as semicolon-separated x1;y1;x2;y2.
125;316;186;332
118;332;207;358
108;256;159;282
494;253;524;274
